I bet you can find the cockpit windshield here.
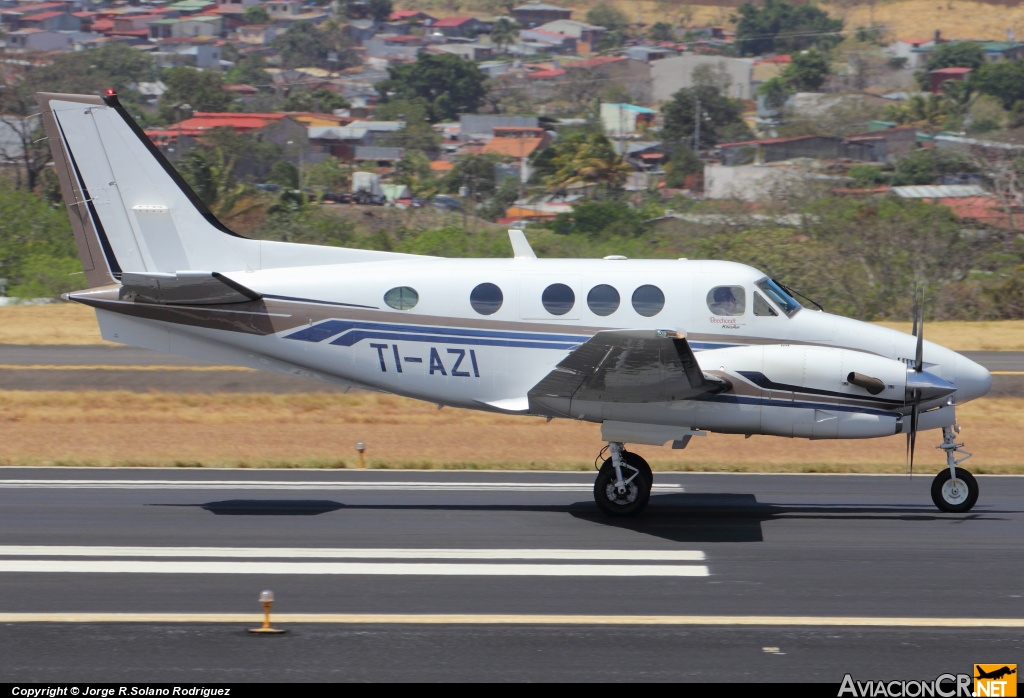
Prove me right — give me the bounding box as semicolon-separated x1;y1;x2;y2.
756;278;801;317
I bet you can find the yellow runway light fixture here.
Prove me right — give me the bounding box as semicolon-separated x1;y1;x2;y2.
357;441;366;469
248;589;286;634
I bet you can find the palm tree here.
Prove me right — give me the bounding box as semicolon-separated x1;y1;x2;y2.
490;18;520;54
545;133;632;197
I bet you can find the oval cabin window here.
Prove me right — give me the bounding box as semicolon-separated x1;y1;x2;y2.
587;284;620;316
384;286;419;311
631;285;665;317
541;283;576;316
470;282;503;315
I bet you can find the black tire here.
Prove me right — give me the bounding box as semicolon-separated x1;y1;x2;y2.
594;452;653;517
930;467;979;513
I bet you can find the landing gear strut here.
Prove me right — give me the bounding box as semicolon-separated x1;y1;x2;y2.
930;425;979;513
593;442;653;517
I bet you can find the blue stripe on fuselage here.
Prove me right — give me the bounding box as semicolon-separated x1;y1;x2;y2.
284;319;589;347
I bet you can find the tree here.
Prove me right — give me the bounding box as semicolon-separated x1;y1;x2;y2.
732;0;843;56
376;54;488;122
275;21;359;70
924;42;986;72
0;184;80;298
660;86;752;148
970;60;1024;110
395;150;438;196
917;42;987;91
585;3;630;32
783;49;831;91
552;200;648;238
158;67;232;121
759;76;791;110
490;17;520;53
444;154;501;199
367;0;393;22
0;83;50;191
283;88;350;113
664;144;703;188
266;160;300;189
539;132;632;197
226;53;272;87
891;148;978;186
243;5;270;24
647;21;675;43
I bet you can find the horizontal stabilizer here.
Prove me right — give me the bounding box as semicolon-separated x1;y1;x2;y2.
528;329;728;416
119;271;260;305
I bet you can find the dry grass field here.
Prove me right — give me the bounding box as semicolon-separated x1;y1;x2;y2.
2;303;1024;351
558;0;1024;45
1;390;1021;472
2;305;1021;472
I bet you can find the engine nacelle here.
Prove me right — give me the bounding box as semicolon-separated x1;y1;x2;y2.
698;344;908;439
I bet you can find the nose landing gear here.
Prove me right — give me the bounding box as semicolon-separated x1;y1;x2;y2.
930;425;979;513
593;442;653;517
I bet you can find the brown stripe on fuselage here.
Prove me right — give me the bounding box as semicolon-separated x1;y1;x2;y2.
71;291;907;413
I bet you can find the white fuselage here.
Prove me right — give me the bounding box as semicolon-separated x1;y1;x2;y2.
89;257;991;440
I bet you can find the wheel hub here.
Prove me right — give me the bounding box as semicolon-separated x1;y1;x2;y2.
605;482;638;505
942;478;968;505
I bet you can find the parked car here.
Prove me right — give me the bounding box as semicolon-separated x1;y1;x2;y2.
432;195;462;211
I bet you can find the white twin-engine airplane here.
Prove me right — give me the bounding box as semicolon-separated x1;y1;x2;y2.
40;91;993;515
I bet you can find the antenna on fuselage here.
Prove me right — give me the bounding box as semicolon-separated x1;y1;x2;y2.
508;229;537;259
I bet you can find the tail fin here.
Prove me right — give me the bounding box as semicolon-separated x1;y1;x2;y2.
37;91;414;288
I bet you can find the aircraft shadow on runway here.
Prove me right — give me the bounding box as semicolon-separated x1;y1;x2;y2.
155;494;1006;543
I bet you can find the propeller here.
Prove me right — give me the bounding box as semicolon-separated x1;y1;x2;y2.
907;289;925;475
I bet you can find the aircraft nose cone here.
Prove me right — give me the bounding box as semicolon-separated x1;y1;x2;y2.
955;354;992;403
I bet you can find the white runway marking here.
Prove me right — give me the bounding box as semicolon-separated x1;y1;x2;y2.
3;614;1021;626
0;546;705;561
0;547;709;576
0;479;684;493
0;560;709;577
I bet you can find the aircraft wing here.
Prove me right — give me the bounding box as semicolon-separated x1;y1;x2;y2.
528;330;727;416
119;271;261;305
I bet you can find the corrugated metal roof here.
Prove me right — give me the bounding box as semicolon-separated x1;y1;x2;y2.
891;185;989;198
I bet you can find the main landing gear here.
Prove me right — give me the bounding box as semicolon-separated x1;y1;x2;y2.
593;442;653;517
930;425;979;513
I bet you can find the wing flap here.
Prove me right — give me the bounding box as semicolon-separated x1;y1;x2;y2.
119;271;261;305
528;330;727;415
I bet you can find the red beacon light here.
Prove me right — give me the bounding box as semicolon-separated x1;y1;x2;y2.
105;89;116;97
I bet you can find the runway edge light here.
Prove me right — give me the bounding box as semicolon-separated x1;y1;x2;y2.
248;589;286;635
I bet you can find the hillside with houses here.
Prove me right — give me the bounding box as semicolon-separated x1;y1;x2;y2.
1;0;1024;318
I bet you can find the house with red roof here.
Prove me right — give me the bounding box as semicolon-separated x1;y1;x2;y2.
390;10;436;23
430;16;490;38
930;66;972;93
16;9;79;31
0;2;73;28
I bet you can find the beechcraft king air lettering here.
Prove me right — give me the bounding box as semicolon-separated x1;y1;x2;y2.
39;90;994;515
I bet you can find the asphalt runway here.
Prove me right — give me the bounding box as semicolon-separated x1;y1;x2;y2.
2;345;1023;396
0;469;1022;681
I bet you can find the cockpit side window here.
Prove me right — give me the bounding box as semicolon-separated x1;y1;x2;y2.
755;278;801;317
753;291;778;317
706;286;746;316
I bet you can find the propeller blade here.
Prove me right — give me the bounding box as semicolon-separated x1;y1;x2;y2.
908;401;920;475
914;290;924;374
911;288;920;339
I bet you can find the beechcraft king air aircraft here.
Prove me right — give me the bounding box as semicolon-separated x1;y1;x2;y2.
39;90;994;515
